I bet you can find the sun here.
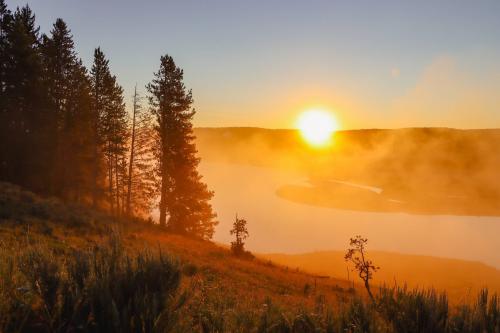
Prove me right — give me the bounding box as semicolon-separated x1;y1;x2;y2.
297;109;338;147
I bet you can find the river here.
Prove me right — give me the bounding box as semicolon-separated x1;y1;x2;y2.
199;161;500;269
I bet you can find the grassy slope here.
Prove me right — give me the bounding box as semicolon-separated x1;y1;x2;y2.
260;251;500;304
0;181;356;313
2;183;499;331
2;179;499;308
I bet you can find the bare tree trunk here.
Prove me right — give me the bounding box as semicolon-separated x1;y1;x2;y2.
159;160;168;227
92;85;100;208
92;144;99;207
126;85;138;216
107;142;114;214
365;280;375;302
114;152;120;216
159;127;168;227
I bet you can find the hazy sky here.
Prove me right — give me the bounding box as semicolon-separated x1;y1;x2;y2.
6;0;500;129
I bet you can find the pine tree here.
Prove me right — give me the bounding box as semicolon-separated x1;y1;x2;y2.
147;55;217;239
89;47;109;206
90;48;128;214
0;0;12;179
0;5;51;192
65;59;96;202
0;0;11;94
41;19;96;202
126;86;156;217
109;79;128;215
41;19;75;120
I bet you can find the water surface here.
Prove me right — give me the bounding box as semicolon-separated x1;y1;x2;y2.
199;162;500;268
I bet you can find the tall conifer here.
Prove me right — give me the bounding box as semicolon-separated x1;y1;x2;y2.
90;48;128;214
0;6;50;192
147;55;217;239
0;0;12;179
41;19;96;201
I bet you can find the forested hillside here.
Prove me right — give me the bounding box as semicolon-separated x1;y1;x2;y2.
0;1;215;238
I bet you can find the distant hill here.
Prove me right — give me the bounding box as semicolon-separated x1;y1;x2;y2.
195;127;500;215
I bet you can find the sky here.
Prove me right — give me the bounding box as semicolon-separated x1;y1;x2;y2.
5;0;500;129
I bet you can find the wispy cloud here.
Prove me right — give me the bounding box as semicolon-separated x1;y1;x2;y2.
391;67;400;79
390;56;500;128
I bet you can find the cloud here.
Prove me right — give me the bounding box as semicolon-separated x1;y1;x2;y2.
390;56;500;128
391;67;400;78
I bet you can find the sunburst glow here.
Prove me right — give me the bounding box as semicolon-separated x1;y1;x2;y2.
297;109;338;147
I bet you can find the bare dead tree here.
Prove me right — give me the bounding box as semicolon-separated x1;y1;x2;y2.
126;85;156;217
126;85;138;216
345;235;379;301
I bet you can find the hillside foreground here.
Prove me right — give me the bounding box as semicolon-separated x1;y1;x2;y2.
0;182;499;332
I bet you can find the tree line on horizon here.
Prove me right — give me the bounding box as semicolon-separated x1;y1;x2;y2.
0;1;217;239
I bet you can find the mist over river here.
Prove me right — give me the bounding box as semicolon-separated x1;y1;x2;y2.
198;162;500;269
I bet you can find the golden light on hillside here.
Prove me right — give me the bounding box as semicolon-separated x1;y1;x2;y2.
297;109;339;147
